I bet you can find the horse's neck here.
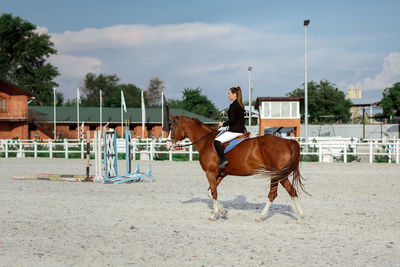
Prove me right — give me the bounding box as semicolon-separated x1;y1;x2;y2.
185;121;213;151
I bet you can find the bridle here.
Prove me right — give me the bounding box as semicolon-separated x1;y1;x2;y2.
170;116;184;142
168;116;220;149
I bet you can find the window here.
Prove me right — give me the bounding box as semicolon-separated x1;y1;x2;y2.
0;97;5;112
262;102;270;118
261;101;300;118
281;102;290;117
291;102;299;117
271;102;280;117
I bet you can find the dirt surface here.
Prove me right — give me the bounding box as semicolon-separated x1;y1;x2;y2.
1;158;399;266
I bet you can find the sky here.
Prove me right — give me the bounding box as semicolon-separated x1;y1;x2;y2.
3;0;400;108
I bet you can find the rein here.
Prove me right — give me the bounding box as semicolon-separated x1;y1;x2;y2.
169;117;220;148
175;127;220;148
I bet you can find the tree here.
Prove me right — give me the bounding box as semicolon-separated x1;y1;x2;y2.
80;72;142;107
56;92;64;106
81;73;119;106
172;88;220;120
146;77;164;106
0;13;59;105
63;99;76;107
287;80;353;124
167;98;184;109
381;82;400;119
105;83;142;108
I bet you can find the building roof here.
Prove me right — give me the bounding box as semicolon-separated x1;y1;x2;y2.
28;106;217;124
0;78;35;97
350;99;381;107
255;96;304;109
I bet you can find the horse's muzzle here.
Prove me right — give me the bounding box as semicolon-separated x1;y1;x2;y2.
166;140;175;151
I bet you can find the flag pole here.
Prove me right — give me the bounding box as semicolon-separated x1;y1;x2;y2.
161;91;164;132
100;90;102;137
121;90;123;138
162;92;170;139
141;90;145;139
77;88;80;140
53;87;56;139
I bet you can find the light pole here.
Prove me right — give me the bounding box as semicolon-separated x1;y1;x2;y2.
77;98;79;139
100;90;103;137
304;19;310;145
53;87;57;139
248;66;252;129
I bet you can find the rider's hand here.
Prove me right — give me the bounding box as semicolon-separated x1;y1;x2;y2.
218;121;224;127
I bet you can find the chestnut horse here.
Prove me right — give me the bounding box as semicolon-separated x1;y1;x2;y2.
168;114;306;222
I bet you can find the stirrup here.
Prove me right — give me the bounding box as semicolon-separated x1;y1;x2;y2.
218;159;228;169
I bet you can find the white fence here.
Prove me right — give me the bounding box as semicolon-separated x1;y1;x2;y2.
0;137;399;164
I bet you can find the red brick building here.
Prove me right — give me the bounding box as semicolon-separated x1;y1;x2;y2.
0;78;35;139
0;78;216;140
28;106;215;140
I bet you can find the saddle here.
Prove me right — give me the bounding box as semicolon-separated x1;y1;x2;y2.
221;132;250;153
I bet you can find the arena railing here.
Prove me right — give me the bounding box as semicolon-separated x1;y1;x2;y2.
0;137;399;164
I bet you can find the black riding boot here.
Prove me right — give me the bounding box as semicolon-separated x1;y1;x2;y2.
214;140;228;169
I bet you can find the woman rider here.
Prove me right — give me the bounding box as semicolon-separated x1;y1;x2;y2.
215;86;246;170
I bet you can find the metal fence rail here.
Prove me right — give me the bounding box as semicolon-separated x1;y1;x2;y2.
1;138;399;164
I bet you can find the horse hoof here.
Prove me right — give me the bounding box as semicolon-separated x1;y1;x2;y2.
209;215;217;221
220;208;228;218
255;217;264;223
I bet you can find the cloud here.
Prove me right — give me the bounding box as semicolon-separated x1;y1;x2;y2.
50;23;241;51
44;22;392;107
47;23;304;101
34;26;48;34
49;54;102;77
360;52;400;91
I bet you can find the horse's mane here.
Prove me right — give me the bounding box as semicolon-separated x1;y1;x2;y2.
190;117;216;131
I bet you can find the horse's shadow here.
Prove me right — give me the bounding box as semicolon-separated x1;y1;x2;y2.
182;195;297;220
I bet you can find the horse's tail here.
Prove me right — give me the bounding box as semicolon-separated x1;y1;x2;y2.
261;139;309;195
287;140;309;195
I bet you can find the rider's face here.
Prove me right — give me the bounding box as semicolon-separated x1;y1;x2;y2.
228;90;237;101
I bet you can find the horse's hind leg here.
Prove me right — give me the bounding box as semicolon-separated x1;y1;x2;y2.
256;179;278;222
280;178;304;223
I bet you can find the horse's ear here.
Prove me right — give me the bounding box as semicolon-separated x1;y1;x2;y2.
181;112;184;117
170;114;176;121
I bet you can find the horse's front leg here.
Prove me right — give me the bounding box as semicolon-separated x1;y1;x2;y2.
207;176;225;198
206;171;226;220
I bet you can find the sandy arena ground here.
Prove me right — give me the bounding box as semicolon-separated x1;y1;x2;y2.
0;158;399;266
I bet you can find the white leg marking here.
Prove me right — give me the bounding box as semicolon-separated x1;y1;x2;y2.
207;190;226;219
208;189;212;199
256;200;272;222
209;199;220;221
217;201;227;218
292;197;304;222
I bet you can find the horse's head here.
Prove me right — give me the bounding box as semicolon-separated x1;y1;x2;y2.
166;112;187;150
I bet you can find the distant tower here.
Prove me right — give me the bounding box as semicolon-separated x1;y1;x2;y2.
347;85;362;99
347;85;363;123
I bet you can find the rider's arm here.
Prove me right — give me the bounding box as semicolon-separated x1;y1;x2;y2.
223;103;237;127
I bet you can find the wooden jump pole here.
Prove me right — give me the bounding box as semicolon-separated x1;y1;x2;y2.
83;130;91;182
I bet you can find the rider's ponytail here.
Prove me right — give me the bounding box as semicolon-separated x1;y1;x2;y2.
230;86;244;109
